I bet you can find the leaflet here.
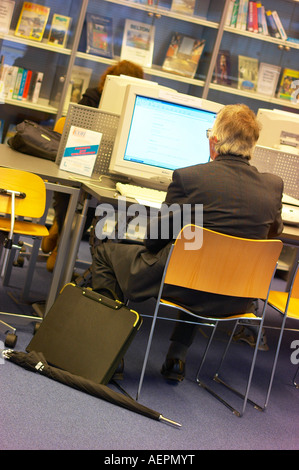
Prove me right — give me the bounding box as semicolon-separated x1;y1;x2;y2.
60;126;102;177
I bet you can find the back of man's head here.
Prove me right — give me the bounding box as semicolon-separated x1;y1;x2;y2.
212;104;260;159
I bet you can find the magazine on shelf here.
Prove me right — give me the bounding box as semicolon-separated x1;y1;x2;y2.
15;2;50;41
0;0;15;33
256;62;281;96
86;13;113;58
213;50;231;85
59;125;103;177
238;55;258;91
170;0;196;16
120;19;155;68
49;65;92;114
48;13;71;48
162;33;205;79
277;68;299;102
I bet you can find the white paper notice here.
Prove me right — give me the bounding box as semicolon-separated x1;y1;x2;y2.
60;126;103;177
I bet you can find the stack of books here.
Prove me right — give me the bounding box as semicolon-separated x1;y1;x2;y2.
0;65;43;103
225;0;288;39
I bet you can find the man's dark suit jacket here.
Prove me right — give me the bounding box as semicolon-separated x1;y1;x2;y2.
93;154;284;317
145;154;284;253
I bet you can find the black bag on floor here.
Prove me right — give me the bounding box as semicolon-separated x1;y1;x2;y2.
7;120;61;161
26;283;143;384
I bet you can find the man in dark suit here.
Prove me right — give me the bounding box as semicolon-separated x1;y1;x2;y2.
92;103;284;381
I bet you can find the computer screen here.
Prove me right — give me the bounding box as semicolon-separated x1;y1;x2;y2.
257;108;299;155
99;74;162;115
109;84;223;190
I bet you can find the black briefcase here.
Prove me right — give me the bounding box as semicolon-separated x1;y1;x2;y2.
26;284;142;384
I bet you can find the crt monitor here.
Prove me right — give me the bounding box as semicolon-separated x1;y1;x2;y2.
109;84;223;190
99;74;163;115
257;108;299;155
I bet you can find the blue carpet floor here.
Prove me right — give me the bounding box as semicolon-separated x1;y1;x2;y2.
0;243;299;451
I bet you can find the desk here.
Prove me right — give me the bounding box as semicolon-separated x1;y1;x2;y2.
0;144;84;314
1;145;298;314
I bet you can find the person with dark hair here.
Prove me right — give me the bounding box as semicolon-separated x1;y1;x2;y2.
41;60;145;271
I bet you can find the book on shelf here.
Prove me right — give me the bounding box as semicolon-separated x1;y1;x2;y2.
27;70;43;102
0;118;4;143
225;0;236;26
49;65;92;114
12;67;23;99
277;68;299;102
247;1;258;33
0;0;15;33
256;62;281;96
265;10;281;39
48;13;71;48
213;50;231;85
256;3;268;35
238;55;258;91
120;19;155;68
229;0;240;27
170;0;196;16
22;68;32;100
86;13;113;58
271;10;287;40
15;2;50;41
0;64;13;100
6;65;18;98
17;68;28;99
236;0;249;30
162;33;205;79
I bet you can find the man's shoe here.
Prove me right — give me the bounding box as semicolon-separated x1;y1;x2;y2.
161;358;185;382
233;326;269;351
41;219;59;254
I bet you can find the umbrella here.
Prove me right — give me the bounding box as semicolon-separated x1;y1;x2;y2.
1;349;181;428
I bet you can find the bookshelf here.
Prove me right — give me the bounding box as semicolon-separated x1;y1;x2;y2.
0;0;298;136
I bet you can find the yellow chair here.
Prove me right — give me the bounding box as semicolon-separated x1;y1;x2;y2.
0;168;49;347
54;117;66;134
136;224;283;417
266;260;299;390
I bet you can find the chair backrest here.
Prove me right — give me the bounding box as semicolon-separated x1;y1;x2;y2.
54;117;66;134
0;168;46;219
290;262;299;300
164;225;283;300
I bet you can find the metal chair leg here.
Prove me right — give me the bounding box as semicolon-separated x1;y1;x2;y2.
293;365;299;389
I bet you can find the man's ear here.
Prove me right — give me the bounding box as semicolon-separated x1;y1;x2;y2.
209;136;218;161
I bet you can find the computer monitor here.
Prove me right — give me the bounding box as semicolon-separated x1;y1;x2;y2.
99;74;162;115
257;108;299;155
109;84;223;190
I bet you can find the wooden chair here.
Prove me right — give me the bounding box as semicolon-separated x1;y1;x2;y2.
136;224;283;417
266;261;299;390
0;168;49;347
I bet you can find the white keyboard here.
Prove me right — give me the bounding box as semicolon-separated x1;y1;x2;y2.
116;182;167;204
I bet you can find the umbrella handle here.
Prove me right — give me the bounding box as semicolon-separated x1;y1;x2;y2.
159;415;182;428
